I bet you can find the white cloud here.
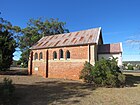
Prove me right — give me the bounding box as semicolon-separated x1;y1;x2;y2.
125;40;140;44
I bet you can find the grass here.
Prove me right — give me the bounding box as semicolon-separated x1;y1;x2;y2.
0;72;140;105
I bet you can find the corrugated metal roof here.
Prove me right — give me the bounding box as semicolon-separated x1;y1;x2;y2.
31;27;101;49
98;43;122;54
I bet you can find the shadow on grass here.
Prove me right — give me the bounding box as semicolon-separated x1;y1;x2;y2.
0;84;18;105
0;93;18;105
0;69;28;76
125;74;140;87
15;80;95;105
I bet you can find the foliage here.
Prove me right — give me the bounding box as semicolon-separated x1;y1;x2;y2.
79;61;94;83
122;63;140;70
16;60;22;66
123;61;140;70
0;30;16;70
0;78;15;105
19;18;69;67
80;58;126;87
127;65;134;70
0;18;19;70
0;18;21;37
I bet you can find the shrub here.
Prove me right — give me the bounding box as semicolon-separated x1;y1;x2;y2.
118;73;126;86
0;78;15;105
127;65;134;70
79;61;94;83
80;57;126;87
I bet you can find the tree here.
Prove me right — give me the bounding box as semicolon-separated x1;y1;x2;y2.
0;18;18;70
19;18;69;67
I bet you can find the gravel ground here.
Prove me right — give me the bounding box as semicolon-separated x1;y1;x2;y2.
0;72;140;105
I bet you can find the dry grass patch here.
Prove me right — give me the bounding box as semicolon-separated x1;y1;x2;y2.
0;72;140;105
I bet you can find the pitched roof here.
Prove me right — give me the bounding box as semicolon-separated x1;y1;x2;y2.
98;43;122;54
31;27;101;49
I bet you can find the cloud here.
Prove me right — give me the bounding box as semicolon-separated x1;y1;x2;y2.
127;34;140;39
125;40;140;44
125;33;140;45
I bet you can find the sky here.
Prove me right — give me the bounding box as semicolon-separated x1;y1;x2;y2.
0;0;140;61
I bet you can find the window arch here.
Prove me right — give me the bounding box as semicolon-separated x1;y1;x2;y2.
39;52;43;60
59;49;63;59
66;50;70;59
53;51;57;59
34;53;38;60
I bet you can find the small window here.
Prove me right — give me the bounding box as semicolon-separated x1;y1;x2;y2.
34;53;38;60
66;50;70;59
39;52;43;60
59;49;63;59
53;51;57;59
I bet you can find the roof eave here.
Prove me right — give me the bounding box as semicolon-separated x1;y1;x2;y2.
30;43;96;50
98;52;122;54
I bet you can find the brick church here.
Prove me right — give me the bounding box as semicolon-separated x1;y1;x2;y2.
28;27;123;80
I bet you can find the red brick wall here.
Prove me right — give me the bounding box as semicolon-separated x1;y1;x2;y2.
28;45;91;80
48;46;88;60
48;46;88;80
32;61;46;77
30;49;47;77
48;62;84;80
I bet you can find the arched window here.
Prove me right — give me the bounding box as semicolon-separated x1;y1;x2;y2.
53;51;57;59
66;50;70;59
39;52;43;60
34;53;38;60
59;49;63;59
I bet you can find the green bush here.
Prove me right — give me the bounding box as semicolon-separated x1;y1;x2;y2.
118;73;126;85
79;61;94;83
80;58;126;87
127;65;134;70
0;78;15;105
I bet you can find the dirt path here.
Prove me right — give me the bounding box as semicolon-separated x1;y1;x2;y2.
0;73;140;105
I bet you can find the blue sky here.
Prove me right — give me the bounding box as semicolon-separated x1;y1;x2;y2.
0;0;140;61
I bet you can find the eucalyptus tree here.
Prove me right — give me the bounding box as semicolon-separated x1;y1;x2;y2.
19;18;69;67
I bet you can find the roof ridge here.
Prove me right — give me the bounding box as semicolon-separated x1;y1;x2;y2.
43;27;101;37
